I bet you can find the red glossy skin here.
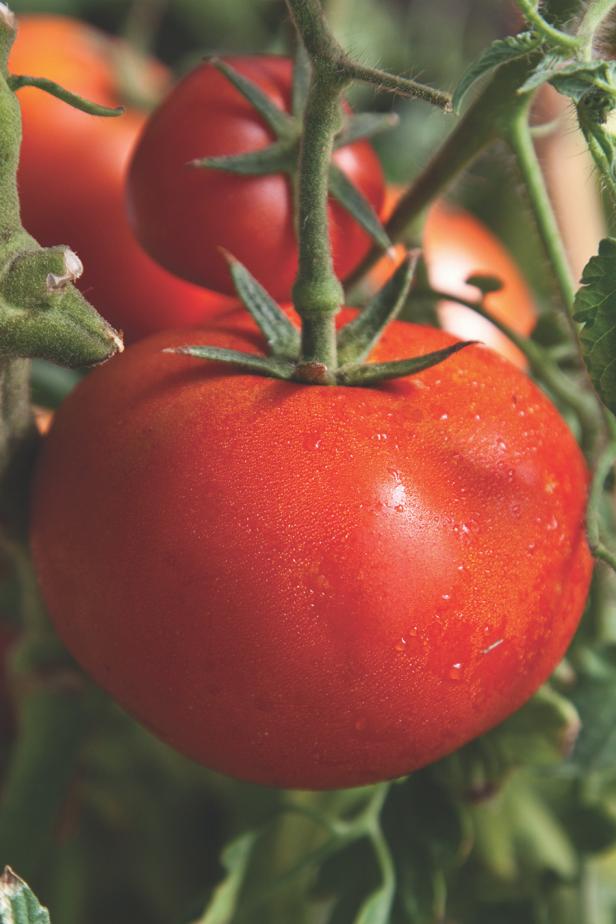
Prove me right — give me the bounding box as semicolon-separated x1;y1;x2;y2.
11;16;236;343
126;57;386;300
31;311;592;789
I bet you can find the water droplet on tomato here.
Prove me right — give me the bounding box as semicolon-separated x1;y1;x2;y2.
448;662;463;681
395;638;407;652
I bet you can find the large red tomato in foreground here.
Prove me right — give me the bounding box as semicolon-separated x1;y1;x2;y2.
369;194;536;368
31;311;591;789
11;16;235;343
126;57;385;300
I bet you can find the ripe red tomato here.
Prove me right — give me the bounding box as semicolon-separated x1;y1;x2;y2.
31;311;591;789
11;16;236;343
126;57;386;300
369;192;536;368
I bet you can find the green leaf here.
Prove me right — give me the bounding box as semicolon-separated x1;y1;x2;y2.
568;671;616;774
164;346;295;380
222;253;301;360
190;141;293;176
328;165;390;251
0;868;50;924
195;832;259;924
337;252;418;365
337;340;476;386
211;58;294;138
353;885;393;924
334;112;400;149
519;58;616;100
452;32;540;112
573;238;616;414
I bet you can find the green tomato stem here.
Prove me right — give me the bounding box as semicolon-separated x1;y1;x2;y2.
576;0;616;58
506;116;576;321
347;53;545;289
515;0;580;50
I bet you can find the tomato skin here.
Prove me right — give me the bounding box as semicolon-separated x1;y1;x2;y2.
11;16;236;343
126;57;385;300
370;193;536;368
31;311;591;789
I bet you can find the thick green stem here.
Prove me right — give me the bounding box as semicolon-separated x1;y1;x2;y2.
286;0;349;372
0;72;22;238
347;54;544;289
0;359;35;538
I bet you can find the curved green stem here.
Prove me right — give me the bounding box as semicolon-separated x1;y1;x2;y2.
576;0;616;57
515;0;580;49
506;114;576;312
586;440;616;549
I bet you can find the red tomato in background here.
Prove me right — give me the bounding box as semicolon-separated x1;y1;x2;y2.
126;57;385;300
31;309;591;789
11;16;236;343
370;191;536;368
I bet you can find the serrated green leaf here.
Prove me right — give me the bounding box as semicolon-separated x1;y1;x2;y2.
222;254;301;360
195;832;259;924
572;238;616;414
337;252;418;365
328;165;390;251
452;32;539;112
0;868;50;924
519;58;616;100
337;340;476;386
164;345;295;380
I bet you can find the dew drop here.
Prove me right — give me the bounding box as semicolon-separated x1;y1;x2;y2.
441;593;451;601
448;662;463;681
395;638;407;652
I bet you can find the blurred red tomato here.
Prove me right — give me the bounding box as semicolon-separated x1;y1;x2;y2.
369;190;536;368
11;16;236;343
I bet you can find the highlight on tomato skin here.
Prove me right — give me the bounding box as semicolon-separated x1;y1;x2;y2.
30;308;592;790
10;15;238;344
369;188;536;368
126;56;386;301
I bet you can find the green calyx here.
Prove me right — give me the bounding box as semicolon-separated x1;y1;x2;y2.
166;251;475;387
190;55;396;252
